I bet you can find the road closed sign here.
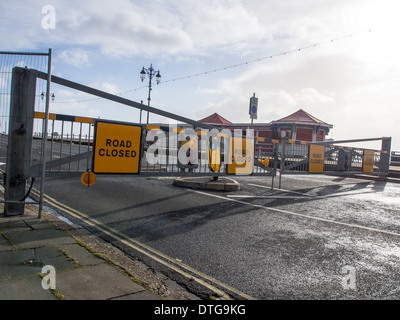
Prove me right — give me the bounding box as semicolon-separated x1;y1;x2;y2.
362;150;374;173
227;137;254;175
93;121;142;174
309;144;325;173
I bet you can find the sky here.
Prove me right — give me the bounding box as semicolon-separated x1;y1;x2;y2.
1;0;399;150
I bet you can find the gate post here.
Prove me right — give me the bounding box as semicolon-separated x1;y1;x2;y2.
379;137;391;176
4;67;36;216
279;137;286;189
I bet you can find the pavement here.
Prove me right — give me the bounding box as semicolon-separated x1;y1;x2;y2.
0;197;200;300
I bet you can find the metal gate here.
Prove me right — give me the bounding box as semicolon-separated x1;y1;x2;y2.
2;66;276;216
275;136;391;188
1;64;392;217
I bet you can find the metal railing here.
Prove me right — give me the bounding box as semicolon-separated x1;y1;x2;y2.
391;151;400;166
25;112;392;180
30;112;94;176
281;141;384;174
30;114;277;178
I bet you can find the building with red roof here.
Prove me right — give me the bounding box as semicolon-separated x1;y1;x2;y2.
199;113;232;125
198;109;333;148
271;109;333;142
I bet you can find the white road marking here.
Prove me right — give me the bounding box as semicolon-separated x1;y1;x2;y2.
248;183;316;197
190;189;400;238
227;195;312;199
249;182;377;200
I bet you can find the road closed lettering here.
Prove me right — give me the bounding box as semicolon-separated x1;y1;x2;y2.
232;148;252;164
98;139;137;158
93;122;142;174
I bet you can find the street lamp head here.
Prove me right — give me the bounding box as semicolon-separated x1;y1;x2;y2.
140;67;146;82
155;70;161;85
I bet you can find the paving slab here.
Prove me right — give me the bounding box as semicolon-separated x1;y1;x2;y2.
56;243;106;266
0;274;58;300
0;218;31;232
55;263;156;300
4;228;76;250
0;249;40;278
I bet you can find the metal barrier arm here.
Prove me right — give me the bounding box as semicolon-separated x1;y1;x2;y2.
35;70;216;131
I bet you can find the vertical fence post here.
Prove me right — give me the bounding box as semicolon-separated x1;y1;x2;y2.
38;48;52;218
271;143;278;190
4;67;36;215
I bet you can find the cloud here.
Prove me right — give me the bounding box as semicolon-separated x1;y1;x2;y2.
0;0;193;57
89;81;120;95
57;49;89;67
2;0;400;150
192;44;380;133
176;0;267;54
0;0;278;59
195;87;223;95
51;0;193;58
295;88;334;104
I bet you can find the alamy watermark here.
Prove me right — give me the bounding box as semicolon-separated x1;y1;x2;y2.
41;265;56;290
145;126;254;173
41;5;56;30
341;265;356;290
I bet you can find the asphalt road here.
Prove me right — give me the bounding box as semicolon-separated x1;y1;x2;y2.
34;173;400;300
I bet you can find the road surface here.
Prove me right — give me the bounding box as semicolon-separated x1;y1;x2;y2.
31;172;400;300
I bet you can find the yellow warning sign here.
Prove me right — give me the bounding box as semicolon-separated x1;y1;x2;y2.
81;171;96;187
362;150;374;173
93;121;142;174
227;137;254;175
309;144;325;173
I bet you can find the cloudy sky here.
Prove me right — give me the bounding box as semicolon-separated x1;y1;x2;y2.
1;0;399;150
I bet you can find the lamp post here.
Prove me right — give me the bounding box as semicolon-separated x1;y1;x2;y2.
140;64;161;124
41;91;55;102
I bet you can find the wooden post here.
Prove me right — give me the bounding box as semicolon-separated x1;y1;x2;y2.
4;67;36;216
